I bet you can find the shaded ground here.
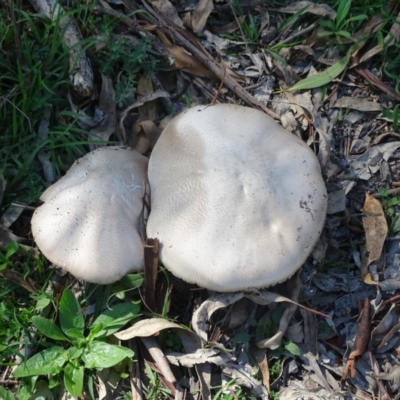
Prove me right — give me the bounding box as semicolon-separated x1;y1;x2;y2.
2;0;400;399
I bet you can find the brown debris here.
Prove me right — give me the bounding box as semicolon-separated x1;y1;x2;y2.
341;298;371;383
144;238;159;313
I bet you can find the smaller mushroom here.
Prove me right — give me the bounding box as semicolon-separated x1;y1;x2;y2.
31;147;148;284
147;104;328;292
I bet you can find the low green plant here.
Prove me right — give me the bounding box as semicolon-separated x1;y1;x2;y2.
379;189;400;234
0;242;19;271
383;105;400;132
212;379;257;400
12;288;140;398
142;363;171;399
317;0;367;39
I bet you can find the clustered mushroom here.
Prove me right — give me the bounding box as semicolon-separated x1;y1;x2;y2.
31;104;327;291
31;146;148;284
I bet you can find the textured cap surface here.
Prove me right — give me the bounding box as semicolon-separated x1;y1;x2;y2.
32;147;148;284
147;104;327;292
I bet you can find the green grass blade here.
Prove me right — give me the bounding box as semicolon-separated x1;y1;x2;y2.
289;52;350;91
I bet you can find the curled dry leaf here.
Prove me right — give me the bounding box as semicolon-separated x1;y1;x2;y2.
118;91;169;142
192;284;304;349
362;193;388;268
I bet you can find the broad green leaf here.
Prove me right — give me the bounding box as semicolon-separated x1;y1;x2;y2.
284;341;301;356
64;362;84;398
346;15;367;23
59;289;84;335
64;327;85;342
35;297;51;311
82;342;133;369
90;302;140;339
67;346;84;360
289;52;350;91
32;316;69;341
12;347;67;378
117;274;144;289
6;242;19;258
0;386;15;400
336;30;351;38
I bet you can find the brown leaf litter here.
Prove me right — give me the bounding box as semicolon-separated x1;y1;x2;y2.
5;0;400;398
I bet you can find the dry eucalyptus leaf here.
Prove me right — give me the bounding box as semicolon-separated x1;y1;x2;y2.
334;97;382;112
362;193;388;266
192;285;301;348
151;0;184;27
0;225;24;251
370;304;400;348
191;0;213;33
350;142;400;180
359;11;400;64
167;348;222;368
114;318;196;341
167;348;268;398
192;292;243;341
0;203;26;231
255;300;299;350
118;91;169;141
278;1;336;19
139;120;162;148
279;387;357;400
160;37;215;79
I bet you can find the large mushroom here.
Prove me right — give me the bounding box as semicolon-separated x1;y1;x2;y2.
147;104;327;292
31;146;148;284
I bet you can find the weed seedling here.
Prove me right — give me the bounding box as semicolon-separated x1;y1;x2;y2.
317;0;367;39
12;288;140;397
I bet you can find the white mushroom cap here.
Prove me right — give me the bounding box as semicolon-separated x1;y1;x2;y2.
31;147;148;284
147;104;327;292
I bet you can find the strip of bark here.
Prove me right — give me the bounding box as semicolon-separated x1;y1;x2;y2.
29;0;94;97
144;238;159;313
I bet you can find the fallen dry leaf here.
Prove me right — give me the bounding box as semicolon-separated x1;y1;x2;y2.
156;30;215;79
150;0;184;27
358;11;400;64
191;0;213;33
278;1;336;19
333;97;382;112
114;318;197;340
350;142;400;180
362;193;388;267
